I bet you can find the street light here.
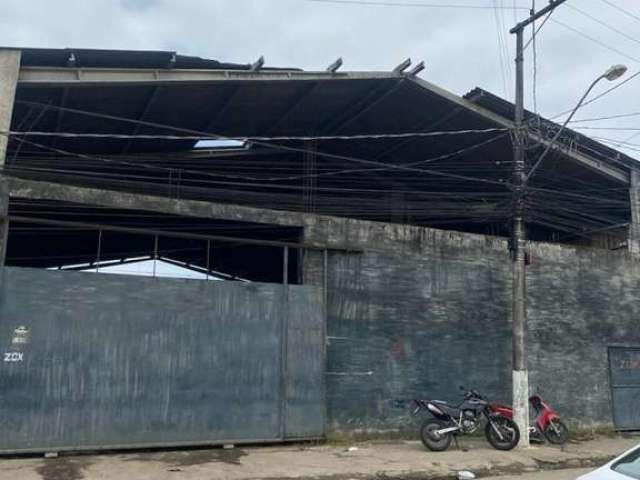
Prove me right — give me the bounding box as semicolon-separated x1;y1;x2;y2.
604;64;628;81
527;64;628;180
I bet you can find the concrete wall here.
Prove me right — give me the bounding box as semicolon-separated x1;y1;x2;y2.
527;242;640;425
302;217;640;433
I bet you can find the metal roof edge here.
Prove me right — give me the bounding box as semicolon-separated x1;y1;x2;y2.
465;87;638;172
407;77;630;183
1;47;298;72
17;66;404;85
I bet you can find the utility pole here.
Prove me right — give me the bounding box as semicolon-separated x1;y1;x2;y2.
509;0;567;448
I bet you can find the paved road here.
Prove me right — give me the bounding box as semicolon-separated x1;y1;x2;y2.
490;468;592;479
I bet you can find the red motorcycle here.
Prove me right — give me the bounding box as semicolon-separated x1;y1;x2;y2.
489;395;569;445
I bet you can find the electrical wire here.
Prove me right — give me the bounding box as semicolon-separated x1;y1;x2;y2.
594;136;640;153
493;0;512;98
305;0;529;9
8;129;512;186
8;128;631;237
4;163;514;197
531;0;538;113
573;126;640;132
12;100;508;185
7;155;627;240
569;112;640;123
2;127;509;142
4;166;513;220
549;69;640;120
598;0;640;24
548;17;640;64
618;131;640;150
565;3;640;47
8;92;633;242
523;8;553;51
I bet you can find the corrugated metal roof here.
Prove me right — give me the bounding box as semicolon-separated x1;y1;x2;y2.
464;87;637;170
15;47;297;71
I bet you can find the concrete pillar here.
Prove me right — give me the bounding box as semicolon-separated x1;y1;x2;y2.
390;183;406;224
629;169;640;255
0;49;21;266
0;179;8;264
0;49;20;167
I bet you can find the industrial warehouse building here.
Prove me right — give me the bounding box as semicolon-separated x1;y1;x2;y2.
0;47;639;453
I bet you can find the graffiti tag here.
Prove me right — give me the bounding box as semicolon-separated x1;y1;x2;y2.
3;352;23;363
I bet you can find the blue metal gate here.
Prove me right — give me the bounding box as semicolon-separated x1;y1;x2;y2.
608;347;640;430
0;267;325;453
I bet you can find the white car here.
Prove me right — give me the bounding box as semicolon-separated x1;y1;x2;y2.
578;445;640;479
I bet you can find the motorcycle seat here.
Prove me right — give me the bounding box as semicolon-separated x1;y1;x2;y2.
432;400;460;417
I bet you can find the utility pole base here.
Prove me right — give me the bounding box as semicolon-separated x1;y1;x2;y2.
513;369;530;448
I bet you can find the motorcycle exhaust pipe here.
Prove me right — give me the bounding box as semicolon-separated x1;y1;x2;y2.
435;426;460;435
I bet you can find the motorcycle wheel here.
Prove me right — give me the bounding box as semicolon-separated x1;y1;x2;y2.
544;419;569;445
485;416;520;451
420;419;453;452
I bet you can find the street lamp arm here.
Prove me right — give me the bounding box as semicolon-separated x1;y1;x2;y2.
510;0;568;34
525;74;606;182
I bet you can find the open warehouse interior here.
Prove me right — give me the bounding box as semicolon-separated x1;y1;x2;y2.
7;198;304;283
6;47;635;249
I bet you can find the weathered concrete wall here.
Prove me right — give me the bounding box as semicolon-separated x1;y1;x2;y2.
527;242;640;425
303;220;513;432
303;217;640;432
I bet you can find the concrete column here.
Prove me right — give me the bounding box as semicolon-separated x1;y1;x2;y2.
629;169;640;255
0;49;20;167
0;179;8;265
0;49;21;267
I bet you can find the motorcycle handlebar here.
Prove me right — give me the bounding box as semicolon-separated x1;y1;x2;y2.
463;389;484;400
460;386;483;398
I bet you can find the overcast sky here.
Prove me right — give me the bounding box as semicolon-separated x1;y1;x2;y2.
2;0;639;158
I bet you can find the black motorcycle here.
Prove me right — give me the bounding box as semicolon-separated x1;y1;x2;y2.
411;388;520;452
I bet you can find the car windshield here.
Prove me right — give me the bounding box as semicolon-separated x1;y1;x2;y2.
613;447;640;479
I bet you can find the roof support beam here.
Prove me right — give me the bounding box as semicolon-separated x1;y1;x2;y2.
372;106;468;162
317;79;404;134
158;256;243;282
201;85;242;135
8;214;329;251
371;89;486;162
121;85;161;154
51;87;69;148
18;66;402;86
265;82;320;135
